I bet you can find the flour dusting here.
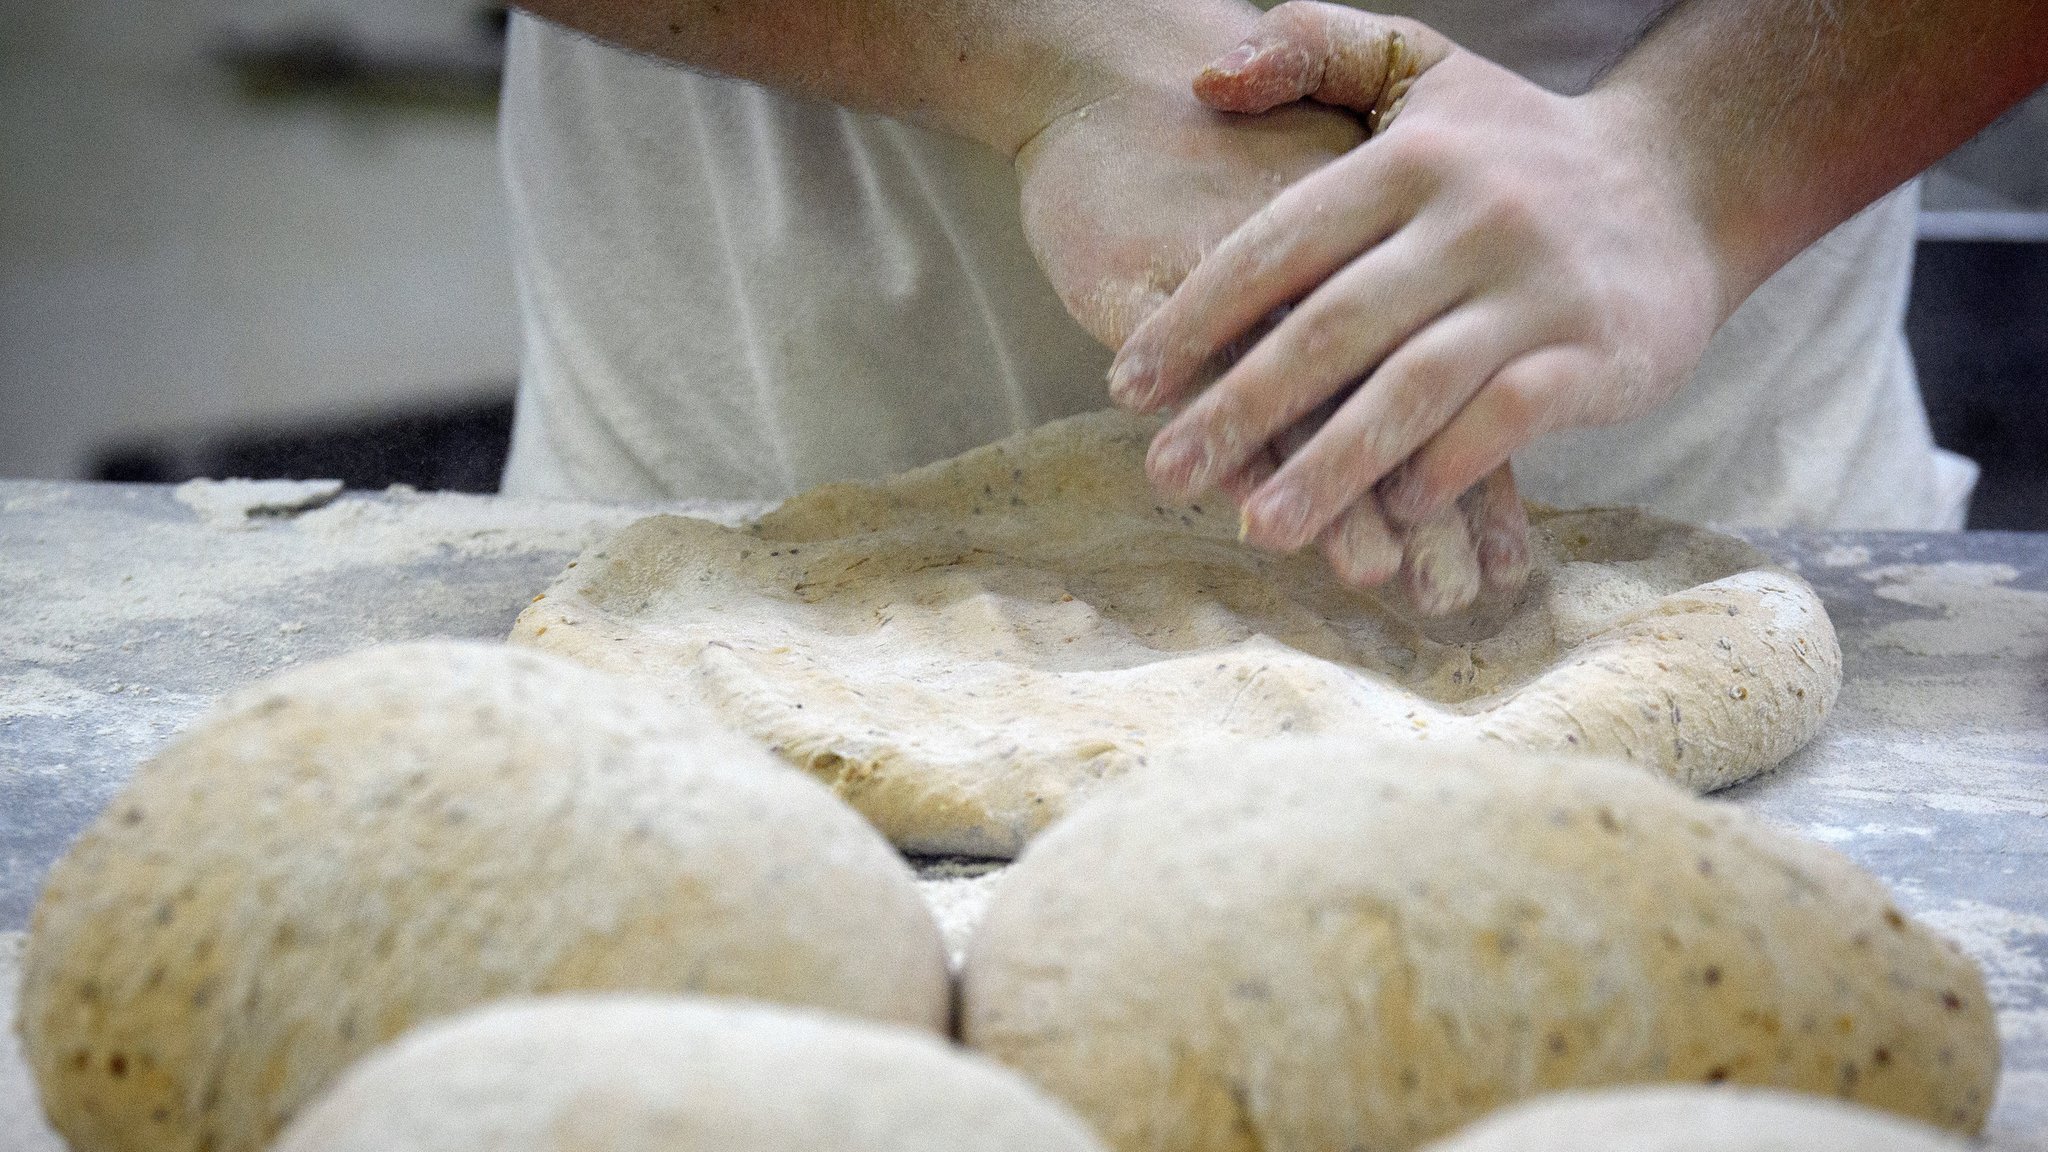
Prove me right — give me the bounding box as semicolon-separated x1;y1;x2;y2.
1916;899;2048;1057
915;861;1006;970
173;478;343;529
1864;562;2048;658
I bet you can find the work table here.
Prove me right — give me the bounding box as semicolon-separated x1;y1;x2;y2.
1;479;2043;1148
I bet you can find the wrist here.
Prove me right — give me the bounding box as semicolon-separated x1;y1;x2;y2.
993;0;1261;158
1578;81;1757;320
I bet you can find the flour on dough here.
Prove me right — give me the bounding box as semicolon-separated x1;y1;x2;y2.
1418;1085;1969;1152
274;995;1107;1152
512;411;1842;857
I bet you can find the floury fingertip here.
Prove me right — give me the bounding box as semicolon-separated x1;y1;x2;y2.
1107;347;1158;410
1207;42;1260;77
1246;487;1312;549
1147;429;1222;497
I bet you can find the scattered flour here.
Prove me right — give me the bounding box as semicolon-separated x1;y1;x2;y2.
1802;821;1934;844
1916;899;2048;1057
173;478;343;529
0;668;101;722
1984;1070;2048;1152
1820;544;1873;568
1864;562;2048;658
0;488;685;709
914;861;1006;970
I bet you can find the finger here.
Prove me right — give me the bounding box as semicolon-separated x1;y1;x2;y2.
1400;500;1482;616
1235;299;1534;551
1147;227;1458;501
1108;140;1428;414
1218;447;1279;505
1215;382;1339;506
1380;343;1597;526
1194;1;1453;130
1320;497;1403;588
1466;463;1532;594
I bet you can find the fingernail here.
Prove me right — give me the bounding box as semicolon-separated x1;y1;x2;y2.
1109;348;1158;410
1209;43;1259;75
1152;435;1213;492
1479;531;1531;591
1411;558;1447;615
1412;552;1480;616
1340;518;1401;585
1248;488;1311;548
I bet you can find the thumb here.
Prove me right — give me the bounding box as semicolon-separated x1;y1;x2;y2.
1194;1;1452;133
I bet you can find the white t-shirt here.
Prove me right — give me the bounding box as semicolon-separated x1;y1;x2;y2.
496;4;1976;529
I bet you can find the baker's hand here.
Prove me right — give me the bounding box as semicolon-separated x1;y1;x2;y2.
1011;54;1361;349
1011;34;1525;614
1110;1;1726;598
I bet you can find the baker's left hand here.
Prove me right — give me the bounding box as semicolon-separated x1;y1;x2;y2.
1110;0;1726;567
1010;42;1362;350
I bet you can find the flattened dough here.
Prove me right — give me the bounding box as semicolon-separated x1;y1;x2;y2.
513;411;1841;856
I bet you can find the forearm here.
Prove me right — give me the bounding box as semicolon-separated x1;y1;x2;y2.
1594;0;2048;303
514;0;1258;155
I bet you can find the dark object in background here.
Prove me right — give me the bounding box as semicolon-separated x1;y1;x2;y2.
215;5;508;114
1906;234;2048;530
92;393;515;494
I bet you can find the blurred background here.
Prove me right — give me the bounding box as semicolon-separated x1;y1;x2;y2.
2;0;2045;523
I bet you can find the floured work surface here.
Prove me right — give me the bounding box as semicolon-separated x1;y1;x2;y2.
2;481;2045;1147
513;412;1841;857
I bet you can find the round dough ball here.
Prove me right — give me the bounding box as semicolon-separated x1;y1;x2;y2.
962;738;1997;1152
274;994;1108;1152
1419;1085;1968;1151
21;642;949;1152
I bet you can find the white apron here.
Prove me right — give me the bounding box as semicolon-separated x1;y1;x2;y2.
496;3;1975;528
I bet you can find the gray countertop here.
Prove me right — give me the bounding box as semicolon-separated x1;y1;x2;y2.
1;479;2044;1148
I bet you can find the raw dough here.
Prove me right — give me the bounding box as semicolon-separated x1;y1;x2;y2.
18;642;948;1152
1418;1085;1968;1151
274;994;1108;1152
961;738;1997;1152
513;411;1841;857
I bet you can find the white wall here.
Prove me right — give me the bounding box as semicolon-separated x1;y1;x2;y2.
0;0;518;480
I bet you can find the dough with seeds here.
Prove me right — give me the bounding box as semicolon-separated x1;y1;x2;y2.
962;739;1997;1151
514;410;1839;857
19;642;948;1152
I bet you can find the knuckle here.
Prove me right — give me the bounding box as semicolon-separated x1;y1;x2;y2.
1201;377;1286;451
1377;126;1453;184
1389;346;1463;402
1464;180;1542;248
1286;295;1365;361
1483;369;1554;438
